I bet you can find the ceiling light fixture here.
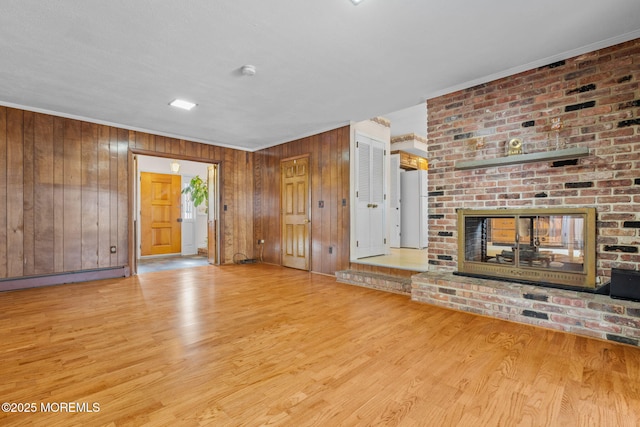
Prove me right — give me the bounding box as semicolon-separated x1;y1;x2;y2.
350;0;364;4
240;64;257;76
169;99;196;110
170;160;181;173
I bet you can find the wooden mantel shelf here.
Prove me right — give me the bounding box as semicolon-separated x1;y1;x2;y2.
455;147;590;170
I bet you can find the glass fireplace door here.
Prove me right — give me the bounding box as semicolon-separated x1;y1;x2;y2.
457;207;596;289
515;215;585;273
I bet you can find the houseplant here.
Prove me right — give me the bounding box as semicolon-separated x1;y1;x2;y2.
181;175;208;213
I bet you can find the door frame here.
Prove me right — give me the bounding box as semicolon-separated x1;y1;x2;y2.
128;151;137;276
280;154;311;271
128;149;221;275
180;174;197;256
207;164;221;265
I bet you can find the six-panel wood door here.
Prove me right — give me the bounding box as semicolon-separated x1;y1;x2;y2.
281;156;310;270
140;172;182;256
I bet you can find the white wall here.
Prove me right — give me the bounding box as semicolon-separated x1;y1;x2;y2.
384;103;427;138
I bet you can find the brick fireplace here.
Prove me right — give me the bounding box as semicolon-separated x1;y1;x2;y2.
426;39;640;276
413;38;640;346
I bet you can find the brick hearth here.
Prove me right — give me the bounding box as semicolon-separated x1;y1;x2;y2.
337;269;640;347
336;270;411;295
412;272;640;347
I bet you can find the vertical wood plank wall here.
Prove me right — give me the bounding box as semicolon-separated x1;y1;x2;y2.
0;106;398;281
253;126;351;275
0;106;255;280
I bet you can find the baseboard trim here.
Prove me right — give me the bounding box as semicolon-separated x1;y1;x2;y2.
0;266;129;292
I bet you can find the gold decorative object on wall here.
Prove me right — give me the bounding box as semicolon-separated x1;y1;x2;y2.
550;117;564;150
507;138;523;156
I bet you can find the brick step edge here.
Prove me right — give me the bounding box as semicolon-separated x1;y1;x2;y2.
335;270;412;296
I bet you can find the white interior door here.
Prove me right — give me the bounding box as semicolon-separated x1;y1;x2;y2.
181;175;197;256
355;133;387;258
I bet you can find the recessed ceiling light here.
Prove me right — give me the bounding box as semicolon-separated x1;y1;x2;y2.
169;99;196;111
350;0;364;4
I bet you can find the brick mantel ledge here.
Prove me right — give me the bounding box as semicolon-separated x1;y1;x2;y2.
411;272;640;347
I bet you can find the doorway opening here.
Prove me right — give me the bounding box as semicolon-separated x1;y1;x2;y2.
134;154;219;274
349;120;429;273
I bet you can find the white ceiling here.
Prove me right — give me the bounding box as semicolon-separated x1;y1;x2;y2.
1;0;639;151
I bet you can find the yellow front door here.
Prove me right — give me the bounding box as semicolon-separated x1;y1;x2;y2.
281;156;310;270
140;172;182;256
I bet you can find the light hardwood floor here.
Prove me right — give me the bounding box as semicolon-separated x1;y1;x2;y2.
354;248;429;272
1;264;640;426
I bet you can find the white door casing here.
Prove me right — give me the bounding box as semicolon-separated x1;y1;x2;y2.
181;175;197;256
207;164;220;265
389;154;401;248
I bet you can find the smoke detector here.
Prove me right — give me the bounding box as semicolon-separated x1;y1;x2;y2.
241;65;257;76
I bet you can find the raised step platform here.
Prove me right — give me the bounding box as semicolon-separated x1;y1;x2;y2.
335;270;412;296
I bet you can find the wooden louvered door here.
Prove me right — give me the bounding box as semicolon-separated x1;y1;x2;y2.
355;133;386;258
281;156;310;270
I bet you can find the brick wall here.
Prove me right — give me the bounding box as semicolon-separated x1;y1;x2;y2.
426;38;640;280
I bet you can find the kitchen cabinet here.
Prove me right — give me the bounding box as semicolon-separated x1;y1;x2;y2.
392;150;428;171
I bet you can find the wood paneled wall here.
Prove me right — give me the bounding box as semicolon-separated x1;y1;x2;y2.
0;107;254;280
0;106;412;281
0;108;129;278
254;127;351;275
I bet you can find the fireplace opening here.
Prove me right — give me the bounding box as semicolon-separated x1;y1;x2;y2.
456;208;604;292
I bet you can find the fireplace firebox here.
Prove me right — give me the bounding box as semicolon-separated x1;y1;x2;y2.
456;207;601;291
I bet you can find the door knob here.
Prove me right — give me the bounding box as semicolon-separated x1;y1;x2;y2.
303;219;310;223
